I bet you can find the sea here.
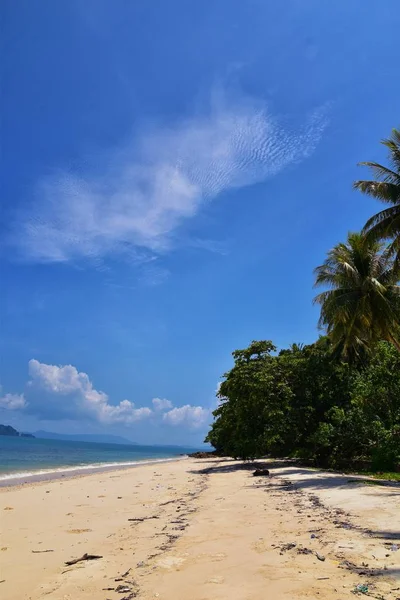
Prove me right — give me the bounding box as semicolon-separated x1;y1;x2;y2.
0;436;197;485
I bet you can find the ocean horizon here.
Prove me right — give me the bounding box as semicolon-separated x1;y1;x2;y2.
0;435;199;484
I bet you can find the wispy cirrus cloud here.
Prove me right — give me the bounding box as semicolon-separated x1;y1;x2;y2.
13;92;329;264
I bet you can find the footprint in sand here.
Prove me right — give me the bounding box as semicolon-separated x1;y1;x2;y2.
211;553;227;561
207;576;225;584
4;507;14;510
156;556;186;569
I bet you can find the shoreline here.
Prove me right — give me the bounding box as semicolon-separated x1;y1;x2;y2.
1;457;399;600
0;455;188;488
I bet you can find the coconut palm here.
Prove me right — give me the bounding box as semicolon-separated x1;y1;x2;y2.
313;232;400;360
354;128;400;263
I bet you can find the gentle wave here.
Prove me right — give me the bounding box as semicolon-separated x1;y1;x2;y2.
0;455;188;482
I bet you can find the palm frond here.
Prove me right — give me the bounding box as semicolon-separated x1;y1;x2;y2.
382;131;400;172
355;162;400;184
363;207;400;239
353;180;400;203
313;231;400;359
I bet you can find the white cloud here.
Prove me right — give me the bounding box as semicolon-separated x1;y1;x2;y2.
21;359;208;430
0;392;26;410
14;92;328;263
28;359;152;424
163;405;209;429
152;397;173;411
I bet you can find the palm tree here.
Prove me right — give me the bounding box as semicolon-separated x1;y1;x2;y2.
354;128;400;263
313;232;400;360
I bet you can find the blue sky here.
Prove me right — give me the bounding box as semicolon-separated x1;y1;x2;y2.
1;0;399;445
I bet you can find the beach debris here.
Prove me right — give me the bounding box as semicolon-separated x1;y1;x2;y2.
120;568;131;577
65;553;103;566
339;560;383;577
3;507;13;510
316;577;330;580
116;584;132;593
297;547;313;555
310;533;317;539
355;584;369;594
253;469;270;477
128;516;159;522
32;549;54;553
391;543;399;551
315;552;326;562
160;498;182;506
279;542;297;554
333;519;353;530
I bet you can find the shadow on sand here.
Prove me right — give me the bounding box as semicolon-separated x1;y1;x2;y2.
189;459;400;543
189;460;400;491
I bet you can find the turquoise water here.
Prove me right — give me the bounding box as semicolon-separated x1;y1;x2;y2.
0;436;195;482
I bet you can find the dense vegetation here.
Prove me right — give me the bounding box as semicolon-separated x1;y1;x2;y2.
206;339;399;469
206;129;400;470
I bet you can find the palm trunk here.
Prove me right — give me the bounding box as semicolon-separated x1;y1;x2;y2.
388;335;400;352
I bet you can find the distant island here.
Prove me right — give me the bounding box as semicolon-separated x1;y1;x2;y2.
0;424;35;438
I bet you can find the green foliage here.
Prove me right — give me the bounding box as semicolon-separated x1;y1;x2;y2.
206;340;400;469
205;341;293;459
350;342;400;469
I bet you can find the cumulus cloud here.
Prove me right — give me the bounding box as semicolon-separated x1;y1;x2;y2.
28;359;152;424
0;359;208;431
163;405;209;429
0;392;26;410
152;397;173;411
14;92;328;263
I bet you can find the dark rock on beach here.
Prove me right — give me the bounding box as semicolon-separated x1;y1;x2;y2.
253;469;270;477
188;451;219;459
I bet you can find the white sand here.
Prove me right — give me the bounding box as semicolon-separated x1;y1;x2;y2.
0;458;399;599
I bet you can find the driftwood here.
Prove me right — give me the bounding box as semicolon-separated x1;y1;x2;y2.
128;516;159;522
160;498;183;507
120;568;131;577
32;549;54;553
65;553;102;566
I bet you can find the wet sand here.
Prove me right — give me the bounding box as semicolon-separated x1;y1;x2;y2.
0;458;399;599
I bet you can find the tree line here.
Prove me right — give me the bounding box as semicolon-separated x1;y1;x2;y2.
206;128;400;469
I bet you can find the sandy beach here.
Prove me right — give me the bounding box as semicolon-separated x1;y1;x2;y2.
0;458;399;600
